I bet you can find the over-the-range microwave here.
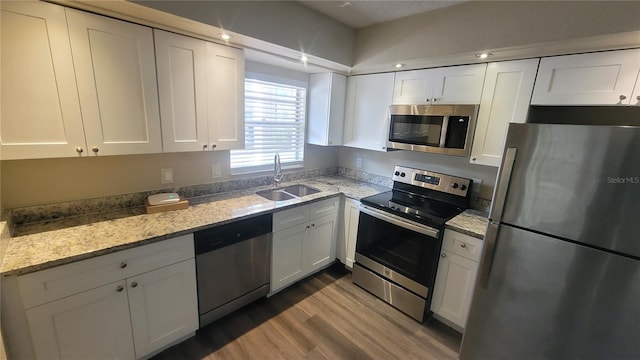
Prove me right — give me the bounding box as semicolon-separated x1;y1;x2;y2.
387;104;478;156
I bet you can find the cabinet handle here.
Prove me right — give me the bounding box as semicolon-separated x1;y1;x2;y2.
431;97;438;102
311;223;315;227
116;285;124;292
76;147;84;155
619;95;627;101
211;144;217;149
131;281;138;288
203;144;208;150
636;95;640;101
306;225;310;229
91;147;99;155
471;157;477;162
460;243;467;248
120;262;127;269
441;253;446;258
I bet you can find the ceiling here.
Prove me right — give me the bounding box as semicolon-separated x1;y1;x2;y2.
299;0;466;29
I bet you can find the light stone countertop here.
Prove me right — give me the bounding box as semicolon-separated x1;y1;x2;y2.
1;176;390;276
445;209;489;239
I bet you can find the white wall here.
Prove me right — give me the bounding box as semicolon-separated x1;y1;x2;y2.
338;147;497;200
133;0;355;66
355;1;640;70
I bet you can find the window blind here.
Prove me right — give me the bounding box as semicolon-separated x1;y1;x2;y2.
230;78;306;170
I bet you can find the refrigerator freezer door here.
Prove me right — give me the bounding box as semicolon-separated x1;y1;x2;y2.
460;225;640;360
499;123;640;257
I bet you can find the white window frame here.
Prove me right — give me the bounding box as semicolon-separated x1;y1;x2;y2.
230;74;307;174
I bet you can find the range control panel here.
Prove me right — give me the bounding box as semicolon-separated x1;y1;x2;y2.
392;165;471;197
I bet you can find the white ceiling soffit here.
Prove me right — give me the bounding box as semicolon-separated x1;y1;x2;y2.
299;0;466;29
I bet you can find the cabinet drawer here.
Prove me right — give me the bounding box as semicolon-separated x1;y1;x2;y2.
18;234;194;309
273;205;310;233
309;197;339;219
442;230;483;262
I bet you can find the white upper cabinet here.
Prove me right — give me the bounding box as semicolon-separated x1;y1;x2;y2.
470;59;539;167
155;30;244;152
633;71;640;106
66;8;162;156
308;72;347;146
393;64;487;104
343;73;395;152
531;49;640;105
155;30;208;153
0;1;85;160
205;42;245;151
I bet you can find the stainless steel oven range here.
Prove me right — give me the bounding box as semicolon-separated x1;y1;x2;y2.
353;166;472;322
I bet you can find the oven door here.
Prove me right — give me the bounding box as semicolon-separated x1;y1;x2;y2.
355;205;441;298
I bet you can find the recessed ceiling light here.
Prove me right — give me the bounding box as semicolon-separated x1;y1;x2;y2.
394;63;404;68
300;55;309;64
219;33;231;41
476;52;492;59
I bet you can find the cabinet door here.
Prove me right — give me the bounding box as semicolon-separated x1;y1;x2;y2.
531;49;640;105
430;250;478;330
271;223;307;293
431;64;487;104
66;9;162;156
308;73;346;146
206;42;245;150
392;69;434;104
0;1;85;160
343;73;395;152
632;71;640;106
128;259;198;358
344;199;360;269
155;30;208;153
470;59;539;167
306;213;338;273
26;281;135;360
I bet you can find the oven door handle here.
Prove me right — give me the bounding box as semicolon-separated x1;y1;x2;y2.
358;204;440;238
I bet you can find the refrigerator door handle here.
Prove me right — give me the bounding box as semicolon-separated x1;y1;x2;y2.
489;147;517;222
479;222;500;289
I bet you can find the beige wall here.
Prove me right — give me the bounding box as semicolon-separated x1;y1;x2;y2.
338;147;498;200
2;144;338;209
133;0;356;66
355;1;640;69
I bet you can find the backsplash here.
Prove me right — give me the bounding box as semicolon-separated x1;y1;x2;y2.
4;166;490;230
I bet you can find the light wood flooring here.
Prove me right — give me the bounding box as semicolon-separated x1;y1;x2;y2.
152;264;462;359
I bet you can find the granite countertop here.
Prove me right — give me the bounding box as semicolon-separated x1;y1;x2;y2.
445;209;489;239
1;176;390;276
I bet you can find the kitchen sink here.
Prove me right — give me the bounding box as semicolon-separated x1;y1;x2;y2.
281;184;321;197
255;189;296;201
255;184;321;201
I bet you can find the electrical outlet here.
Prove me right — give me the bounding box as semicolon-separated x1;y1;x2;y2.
212;163;222;178
161;168;174;184
356;157;363;169
471;177;482;194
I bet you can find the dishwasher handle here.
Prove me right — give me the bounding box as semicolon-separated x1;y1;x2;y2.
195;213;273;255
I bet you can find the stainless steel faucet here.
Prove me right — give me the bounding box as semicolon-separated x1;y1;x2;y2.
273;153;283;187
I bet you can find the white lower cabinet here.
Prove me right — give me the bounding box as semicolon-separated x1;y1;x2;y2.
337;198;360;269
271;197;339;294
431;230;483;332
17;235;198;359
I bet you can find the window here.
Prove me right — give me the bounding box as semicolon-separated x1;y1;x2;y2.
230;78;306;172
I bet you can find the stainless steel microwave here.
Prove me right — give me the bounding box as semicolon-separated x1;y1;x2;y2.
388;104;478;156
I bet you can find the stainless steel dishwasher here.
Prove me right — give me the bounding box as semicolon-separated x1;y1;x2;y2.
194;213;272;327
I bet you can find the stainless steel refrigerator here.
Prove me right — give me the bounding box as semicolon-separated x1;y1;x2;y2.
460;123;640;360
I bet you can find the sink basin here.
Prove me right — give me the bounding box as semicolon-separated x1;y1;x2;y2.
281;184;321;197
256;184;321;201
255;189;296;201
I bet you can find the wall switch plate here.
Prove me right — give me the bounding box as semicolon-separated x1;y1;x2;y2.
356;157;363;169
212;163;222;178
471;177;482;194
161;168;174;184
